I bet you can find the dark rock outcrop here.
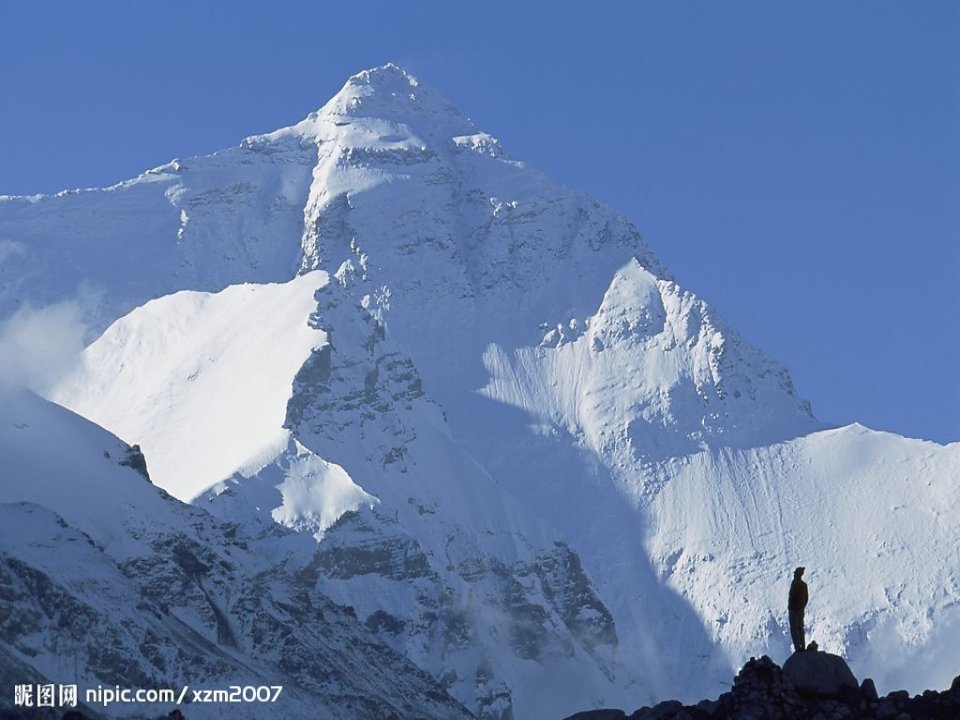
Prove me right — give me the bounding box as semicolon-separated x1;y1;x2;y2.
782;649;859;701
565;711;627;720
119;443;150;481
565;649;960;720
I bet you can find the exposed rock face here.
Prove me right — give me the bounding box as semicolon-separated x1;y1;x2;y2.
567;653;960;720
118;444;150;481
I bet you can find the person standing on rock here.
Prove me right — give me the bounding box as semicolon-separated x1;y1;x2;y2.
789;566;808;652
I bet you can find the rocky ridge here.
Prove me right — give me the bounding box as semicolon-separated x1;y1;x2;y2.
565;649;960;720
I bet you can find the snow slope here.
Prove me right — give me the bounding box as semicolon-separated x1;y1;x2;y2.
647;426;960;692
52;271;330;500
3;64;958;717
0;113;317;330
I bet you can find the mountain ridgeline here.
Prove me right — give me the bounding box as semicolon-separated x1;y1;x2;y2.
567;650;960;720
1;65;958;719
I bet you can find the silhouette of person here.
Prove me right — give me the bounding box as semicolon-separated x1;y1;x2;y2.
788;566;808;652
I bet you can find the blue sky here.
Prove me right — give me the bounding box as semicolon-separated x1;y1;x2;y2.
1;1;957;443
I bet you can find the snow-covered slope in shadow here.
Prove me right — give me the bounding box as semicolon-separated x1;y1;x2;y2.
0;392;473;719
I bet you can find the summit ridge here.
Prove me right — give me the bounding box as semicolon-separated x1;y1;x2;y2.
254;62;477;148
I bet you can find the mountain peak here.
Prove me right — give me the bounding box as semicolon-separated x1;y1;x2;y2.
244;63;478;151
304;63;474;141
344;62;420;92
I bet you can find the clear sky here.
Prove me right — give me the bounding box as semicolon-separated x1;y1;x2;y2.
1;1;957;443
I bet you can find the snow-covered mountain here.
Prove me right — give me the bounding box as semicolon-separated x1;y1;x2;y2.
2;64;958;719
0;391;472;719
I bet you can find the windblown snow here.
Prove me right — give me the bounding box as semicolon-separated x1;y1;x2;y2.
2;63;958;719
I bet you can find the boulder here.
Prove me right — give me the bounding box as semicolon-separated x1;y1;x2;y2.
782;649;859;701
565;711;627;720
627;700;684;719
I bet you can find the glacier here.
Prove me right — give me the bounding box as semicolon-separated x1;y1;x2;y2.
1;63;958;719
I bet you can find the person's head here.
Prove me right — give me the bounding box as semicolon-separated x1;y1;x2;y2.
794;566;805;578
